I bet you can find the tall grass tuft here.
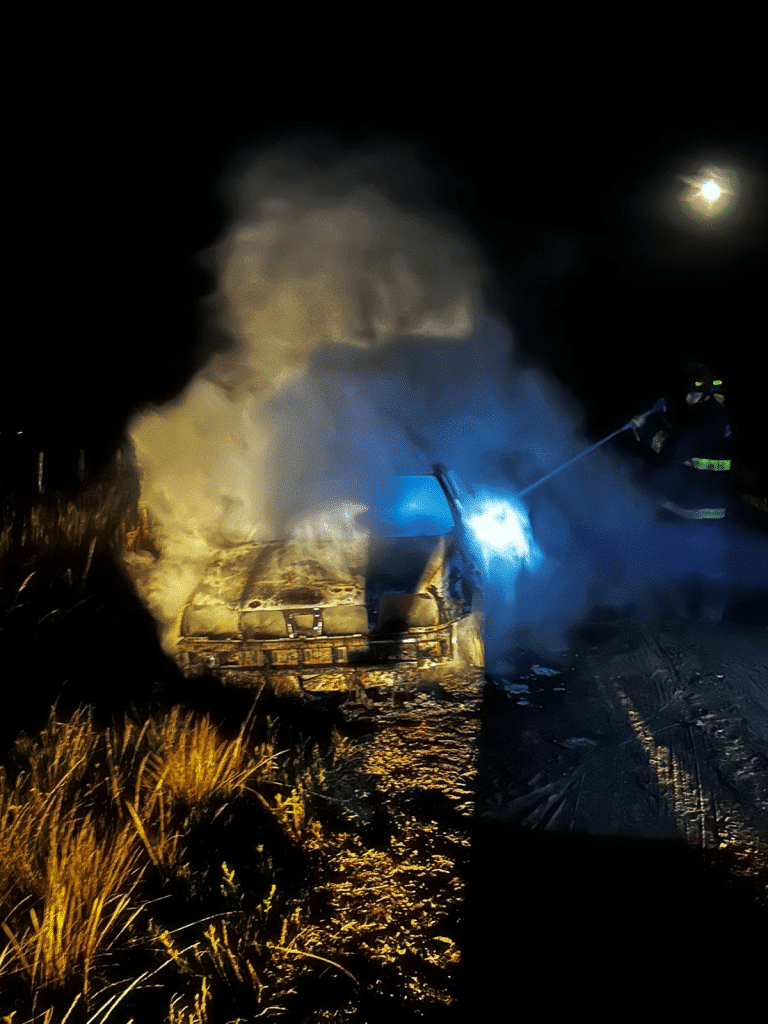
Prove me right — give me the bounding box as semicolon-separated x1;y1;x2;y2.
115;706;282;879
2;483;139;555
1;814;146;999
11;706;101;805
0;708;147;1004
138;706;277;810
0;702;308;1017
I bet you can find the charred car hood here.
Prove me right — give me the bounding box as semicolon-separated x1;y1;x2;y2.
179;533;467;640
189;535;452;604
175;469;486;681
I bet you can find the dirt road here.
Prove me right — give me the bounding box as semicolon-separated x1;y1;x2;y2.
463;613;768;1016
480;618;768;864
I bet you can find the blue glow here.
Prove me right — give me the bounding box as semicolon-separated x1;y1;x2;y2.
308;475;454;536
464;493;544;573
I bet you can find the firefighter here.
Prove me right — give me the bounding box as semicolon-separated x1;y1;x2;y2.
633;361;735;622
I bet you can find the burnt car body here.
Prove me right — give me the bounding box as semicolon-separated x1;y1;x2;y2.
175;466;485;695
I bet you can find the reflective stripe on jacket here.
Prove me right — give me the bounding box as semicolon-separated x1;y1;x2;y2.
660;499;727;520
682;457;731;471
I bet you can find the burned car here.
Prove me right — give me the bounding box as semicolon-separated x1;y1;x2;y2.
175;466;485;695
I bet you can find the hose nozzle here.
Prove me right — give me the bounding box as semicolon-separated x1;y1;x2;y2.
628;398;666;439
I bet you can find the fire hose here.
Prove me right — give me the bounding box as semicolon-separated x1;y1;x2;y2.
514;398;667;499
433;399;666;519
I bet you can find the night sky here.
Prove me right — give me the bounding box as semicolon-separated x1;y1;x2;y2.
5;51;767;489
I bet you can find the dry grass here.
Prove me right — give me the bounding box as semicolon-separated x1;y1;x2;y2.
0;682;457;1021
1;814;145;998
120;706;282;880
0;520;12;564
0;710;148;1005
0;701;322;1021
0;479;153;588
0;487;339;1020
139;706;279;808
0;488;465;1021
149;874;356;1023
1;486;133;559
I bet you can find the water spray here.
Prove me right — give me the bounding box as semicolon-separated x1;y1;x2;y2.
515;399;667;499
433;398;666;577
432;463;541;575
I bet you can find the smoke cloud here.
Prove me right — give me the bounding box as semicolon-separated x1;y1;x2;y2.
126;137;486;650
125;136;768;666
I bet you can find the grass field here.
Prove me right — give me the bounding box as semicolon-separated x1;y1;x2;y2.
0;699;356;1022
0;487;342;1022
0;485;471;1023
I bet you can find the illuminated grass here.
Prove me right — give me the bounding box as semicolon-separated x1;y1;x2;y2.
0;814;146;998
2;488;132;554
117;706;283;881
0;710;146;1004
138;706;279;810
0;483;151;600
0;696;459;1022
0;476;330;1018
0;701;329;1020
0;489;466;1021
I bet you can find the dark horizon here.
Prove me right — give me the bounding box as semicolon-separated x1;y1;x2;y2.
5;62;767;485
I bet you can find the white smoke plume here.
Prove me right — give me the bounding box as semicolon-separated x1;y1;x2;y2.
126;136;488;651
124;134;768;666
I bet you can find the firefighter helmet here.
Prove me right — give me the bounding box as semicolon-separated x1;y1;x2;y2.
679;361;724;404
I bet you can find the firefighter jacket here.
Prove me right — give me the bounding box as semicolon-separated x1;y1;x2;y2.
640;401;734;522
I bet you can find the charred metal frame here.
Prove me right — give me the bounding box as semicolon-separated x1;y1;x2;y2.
175;465;485;690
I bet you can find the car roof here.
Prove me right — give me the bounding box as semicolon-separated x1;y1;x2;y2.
305;474;455;538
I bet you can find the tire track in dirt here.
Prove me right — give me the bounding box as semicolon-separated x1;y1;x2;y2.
590;622;768;900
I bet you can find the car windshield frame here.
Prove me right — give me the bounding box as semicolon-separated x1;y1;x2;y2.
297;474;457;538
